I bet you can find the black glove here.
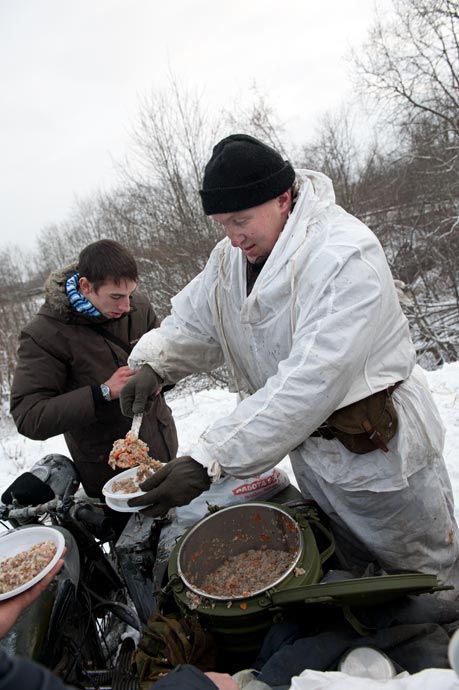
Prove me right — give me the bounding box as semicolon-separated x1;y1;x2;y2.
120;364;163;417
128;456;211;518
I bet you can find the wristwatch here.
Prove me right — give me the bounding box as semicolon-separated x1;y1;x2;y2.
100;383;111;401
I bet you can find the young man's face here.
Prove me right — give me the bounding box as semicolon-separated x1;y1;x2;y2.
79;277;137;319
211;191;291;264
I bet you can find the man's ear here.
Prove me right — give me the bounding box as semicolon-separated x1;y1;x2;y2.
79;276;92;295
278;189;292;212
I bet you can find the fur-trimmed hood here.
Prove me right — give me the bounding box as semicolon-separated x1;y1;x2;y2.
42;262;78;316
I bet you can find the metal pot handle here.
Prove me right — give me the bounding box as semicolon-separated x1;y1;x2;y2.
312;519;335;565
294;512;335;565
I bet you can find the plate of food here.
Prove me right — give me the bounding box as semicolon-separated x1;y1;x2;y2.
102;465;156;512
105;422;165;512
0;526;66;601
105;494;143;513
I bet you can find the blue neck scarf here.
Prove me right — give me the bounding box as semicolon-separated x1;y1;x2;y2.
65;273;102;317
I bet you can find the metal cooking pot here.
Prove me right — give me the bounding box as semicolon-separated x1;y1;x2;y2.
167;502;334;668
177;502;304;599
166;502;443;671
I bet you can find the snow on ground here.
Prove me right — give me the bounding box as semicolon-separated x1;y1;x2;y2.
425;362;459;514
0;386;297;497
2;363;459;508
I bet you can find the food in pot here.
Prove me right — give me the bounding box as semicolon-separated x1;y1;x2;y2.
110;465;155;494
108;431;164;471
185;591;203;610
200;547;295;598
0;540;57;594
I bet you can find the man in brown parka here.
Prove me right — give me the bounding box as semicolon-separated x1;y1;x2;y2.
10;239;178;498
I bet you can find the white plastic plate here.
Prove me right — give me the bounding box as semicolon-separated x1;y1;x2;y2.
102;466;146;499
102;466;147;512
0;526;65;601
105;494;145;513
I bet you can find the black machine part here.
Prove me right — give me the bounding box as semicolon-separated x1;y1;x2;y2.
116;512;164;625
29;454;80;498
1;454;80;507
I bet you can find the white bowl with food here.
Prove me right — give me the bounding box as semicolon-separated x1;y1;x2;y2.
104;494;145;513
102;466;152;512
0;525;66;601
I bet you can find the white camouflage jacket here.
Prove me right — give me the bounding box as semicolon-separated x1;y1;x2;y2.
129;171;438;489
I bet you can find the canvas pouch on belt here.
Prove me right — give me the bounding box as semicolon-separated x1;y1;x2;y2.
312;383;401;454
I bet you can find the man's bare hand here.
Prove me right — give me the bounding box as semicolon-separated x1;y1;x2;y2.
104;366;136;400
204;672;239;690
0;557;65;639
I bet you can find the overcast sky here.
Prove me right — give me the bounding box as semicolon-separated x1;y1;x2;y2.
0;0;386;251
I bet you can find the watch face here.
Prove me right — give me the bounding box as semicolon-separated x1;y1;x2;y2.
101;384;111;401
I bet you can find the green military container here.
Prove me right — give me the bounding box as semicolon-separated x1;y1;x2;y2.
167;502;443;670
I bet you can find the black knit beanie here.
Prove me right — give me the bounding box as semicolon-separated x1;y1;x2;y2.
199;134;295;215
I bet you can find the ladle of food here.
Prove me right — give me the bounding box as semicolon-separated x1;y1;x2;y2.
108;413;164;472
130;413;143;439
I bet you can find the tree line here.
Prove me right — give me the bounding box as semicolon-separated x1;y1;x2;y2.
1;0;458;396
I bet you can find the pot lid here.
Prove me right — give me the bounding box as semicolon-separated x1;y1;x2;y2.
269;572;443;608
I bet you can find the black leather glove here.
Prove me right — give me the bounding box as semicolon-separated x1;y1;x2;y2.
120;364;163;417
128;456;211;518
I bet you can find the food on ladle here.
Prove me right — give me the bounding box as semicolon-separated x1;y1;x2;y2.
108;431;164;471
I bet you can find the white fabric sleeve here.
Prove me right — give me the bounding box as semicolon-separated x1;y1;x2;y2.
128;261;225;384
